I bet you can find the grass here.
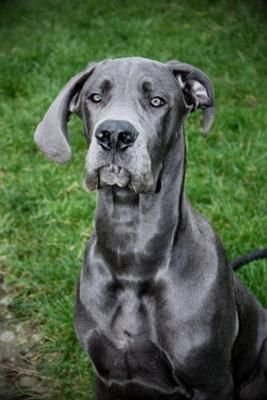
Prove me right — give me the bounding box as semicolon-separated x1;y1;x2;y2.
0;0;266;398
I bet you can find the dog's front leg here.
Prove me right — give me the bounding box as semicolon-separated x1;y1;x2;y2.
193;374;234;400
95;378;121;400
95;377;191;400
95;378;149;400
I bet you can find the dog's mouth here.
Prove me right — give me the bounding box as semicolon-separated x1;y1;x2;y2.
84;163;162;195
84;164;132;191
98;164;131;189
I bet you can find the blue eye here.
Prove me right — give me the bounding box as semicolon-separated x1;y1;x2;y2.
89;93;102;103
150;97;165;107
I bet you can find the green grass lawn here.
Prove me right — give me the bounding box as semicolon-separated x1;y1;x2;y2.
0;0;266;398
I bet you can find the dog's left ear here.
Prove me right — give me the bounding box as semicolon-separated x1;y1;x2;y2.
166;61;215;133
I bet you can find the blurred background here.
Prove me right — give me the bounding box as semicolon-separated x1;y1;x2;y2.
0;0;266;399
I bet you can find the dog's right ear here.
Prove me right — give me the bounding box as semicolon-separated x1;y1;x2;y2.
34;63;96;163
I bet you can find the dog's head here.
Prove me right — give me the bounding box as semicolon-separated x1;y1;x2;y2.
34;57;214;194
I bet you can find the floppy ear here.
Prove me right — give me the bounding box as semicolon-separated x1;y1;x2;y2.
34;63;96;163
166;61;215;133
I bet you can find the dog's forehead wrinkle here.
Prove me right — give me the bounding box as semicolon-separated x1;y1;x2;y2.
100;56;164;69
97;58;171;85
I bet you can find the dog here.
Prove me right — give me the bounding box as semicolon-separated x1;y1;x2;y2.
34;57;267;399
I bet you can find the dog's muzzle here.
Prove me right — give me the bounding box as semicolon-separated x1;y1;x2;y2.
93;120;138;189
85;119;155;193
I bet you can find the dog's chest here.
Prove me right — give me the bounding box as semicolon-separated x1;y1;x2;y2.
90;279;161;348
85;278;189;395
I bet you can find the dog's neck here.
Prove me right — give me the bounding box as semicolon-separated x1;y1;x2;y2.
94;129;187;279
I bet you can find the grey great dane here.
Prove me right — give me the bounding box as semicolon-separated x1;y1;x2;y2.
34;57;267;399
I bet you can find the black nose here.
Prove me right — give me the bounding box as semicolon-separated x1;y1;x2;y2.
95;120;138;151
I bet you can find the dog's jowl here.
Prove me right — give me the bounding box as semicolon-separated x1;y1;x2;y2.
34;57;267;400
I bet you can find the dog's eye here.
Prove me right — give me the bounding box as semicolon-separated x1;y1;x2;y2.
89;93;102;103
150;97;165;108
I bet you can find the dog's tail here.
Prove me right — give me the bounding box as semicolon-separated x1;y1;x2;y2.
231;248;267;271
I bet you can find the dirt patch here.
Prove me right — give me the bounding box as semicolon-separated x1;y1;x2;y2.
0;275;49;400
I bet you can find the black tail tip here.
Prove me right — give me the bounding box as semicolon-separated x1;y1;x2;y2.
231;248;267;270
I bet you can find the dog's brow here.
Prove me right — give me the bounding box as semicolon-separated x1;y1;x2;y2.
142;80;153;93
100;79;112;92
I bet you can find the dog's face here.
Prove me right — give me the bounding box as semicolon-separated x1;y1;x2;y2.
34;57;214;193
80;58;186;193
